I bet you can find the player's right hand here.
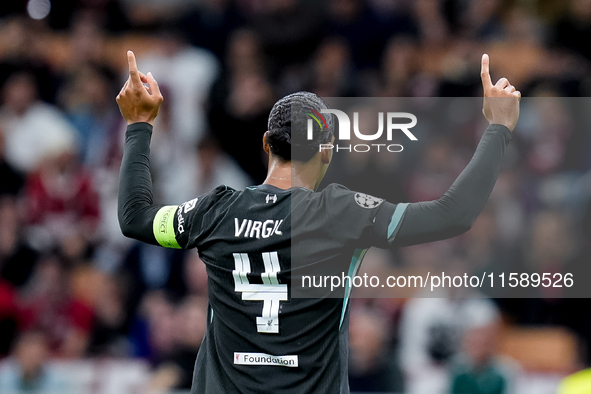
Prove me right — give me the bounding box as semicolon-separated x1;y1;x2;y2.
480;54;520;131
116;50;163;125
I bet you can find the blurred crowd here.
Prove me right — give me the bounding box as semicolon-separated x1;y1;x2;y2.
0;0;591;393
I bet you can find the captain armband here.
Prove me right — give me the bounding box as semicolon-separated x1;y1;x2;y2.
153;205;182;249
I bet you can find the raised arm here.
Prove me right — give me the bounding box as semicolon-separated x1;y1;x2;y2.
393;54;521;247
116;51;164;244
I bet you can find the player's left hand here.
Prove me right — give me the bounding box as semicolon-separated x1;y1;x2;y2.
116;50;163;125
480;54;521;131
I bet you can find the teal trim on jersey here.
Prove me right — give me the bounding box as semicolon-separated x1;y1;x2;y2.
338;204;409;329
339;248;368;329
388;203;409;239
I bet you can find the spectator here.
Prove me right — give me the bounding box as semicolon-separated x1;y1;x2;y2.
179;0;246;59
65;14;111;71
121;0;193;28
519;95;573;175
0;72;78;173
411;0;450;47
0;17;58;103
149;296;207;392
23;149;100;250
553;0;591;62
303;37;356;97
348;304;404;393
0;196;38;289
150;107;251;203
208;29;274;183
406;138;465;202
0;128;24;197
184;135;251;197
250;0;323;72
399;288;500;393
378;36;420;97
87;274;131;357
60;64;122;168
458;0;506;40
19;255;94;359
47;0;130;33
135;290;178;364
0;274;17;356
119;242;189;316
137;27;219;145
326;0;390;70
450;321;518;394
0;331;67;393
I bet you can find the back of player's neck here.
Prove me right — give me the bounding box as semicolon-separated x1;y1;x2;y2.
263;159;313;190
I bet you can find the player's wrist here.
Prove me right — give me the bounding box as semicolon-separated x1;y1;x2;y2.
486;123;512;135
126;122;154;134
489;119;515;132
125;117;155;126
126;120;154;127
120;110;158;126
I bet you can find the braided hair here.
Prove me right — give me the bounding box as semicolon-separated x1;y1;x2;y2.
266;92;334;162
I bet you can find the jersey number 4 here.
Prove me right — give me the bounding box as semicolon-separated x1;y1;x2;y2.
233;252;288;334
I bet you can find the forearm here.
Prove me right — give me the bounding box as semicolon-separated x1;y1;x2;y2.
117;122;162;244
395;124;511;246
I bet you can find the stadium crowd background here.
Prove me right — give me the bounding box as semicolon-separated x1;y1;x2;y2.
0;0;590;392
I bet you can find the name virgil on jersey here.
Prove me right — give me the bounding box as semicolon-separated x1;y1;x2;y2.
234;218;283;239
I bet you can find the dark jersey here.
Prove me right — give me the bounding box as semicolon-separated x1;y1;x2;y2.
153;183;406;394
118;122;511;394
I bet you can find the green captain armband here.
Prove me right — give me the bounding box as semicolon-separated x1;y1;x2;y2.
153;205;182;249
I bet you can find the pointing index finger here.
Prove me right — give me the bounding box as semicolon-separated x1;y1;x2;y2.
481;54;493;91
127;50;142;87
